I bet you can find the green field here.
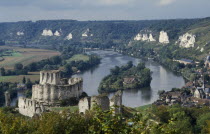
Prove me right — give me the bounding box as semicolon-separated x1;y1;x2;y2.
67;54;89;62
0;74;40;83
50;106;79;112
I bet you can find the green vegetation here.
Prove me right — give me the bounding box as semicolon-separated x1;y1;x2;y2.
1;105;210;133
98;61;152;93
50;106;78;112
67;54;89;62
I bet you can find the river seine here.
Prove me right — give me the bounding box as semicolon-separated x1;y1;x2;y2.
74;50;185;107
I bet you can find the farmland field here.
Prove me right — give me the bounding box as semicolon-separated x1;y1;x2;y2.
0;46;60;69
0;74;40;83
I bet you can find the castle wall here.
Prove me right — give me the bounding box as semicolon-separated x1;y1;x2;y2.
91;95;110;111
18;97;45;117
40;70;61;85
78;97;91;114
32;77;83;103
110;91;122;114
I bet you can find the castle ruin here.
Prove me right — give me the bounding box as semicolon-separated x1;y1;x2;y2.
19;70;83;117
79;91;122;114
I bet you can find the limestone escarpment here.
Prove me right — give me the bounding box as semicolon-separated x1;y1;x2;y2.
82;28;93;37
159;31;169;44
177;33;196;48
17;31;24;36
42;29;53;36
65;33;73;40
134;32;156;42
54;30;61;36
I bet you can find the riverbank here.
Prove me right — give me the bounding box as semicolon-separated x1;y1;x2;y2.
74;50;185;107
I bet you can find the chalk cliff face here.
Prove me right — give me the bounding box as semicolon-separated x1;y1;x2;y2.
177;33;196;48
65;33;73;40
134;33;142;41
134;33;156;42
142;34;149;41
42;29;53;36
17;31;24;36
54;30;61;36
149;34;156;42
159;31;169;44
82;28;93;37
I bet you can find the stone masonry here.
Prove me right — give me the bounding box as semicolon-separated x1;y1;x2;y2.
19;70;83;117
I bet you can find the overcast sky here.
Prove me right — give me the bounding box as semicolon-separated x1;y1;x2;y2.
0;0;210;22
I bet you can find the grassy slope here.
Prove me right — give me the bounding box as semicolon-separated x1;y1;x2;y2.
67;54;89;62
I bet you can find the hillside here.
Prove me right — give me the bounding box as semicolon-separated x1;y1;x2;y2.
0;18;210;59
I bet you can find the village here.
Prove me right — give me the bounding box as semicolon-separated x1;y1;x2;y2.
154;55;210;107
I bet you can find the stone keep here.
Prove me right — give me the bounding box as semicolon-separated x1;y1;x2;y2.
32;70;83;103
19;70;83;117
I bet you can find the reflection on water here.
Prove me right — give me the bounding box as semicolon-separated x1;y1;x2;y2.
74;50;185;107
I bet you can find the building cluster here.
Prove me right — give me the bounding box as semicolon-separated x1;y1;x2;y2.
154;55;210;107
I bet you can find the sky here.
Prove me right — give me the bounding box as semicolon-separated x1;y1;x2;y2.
0;0;210;22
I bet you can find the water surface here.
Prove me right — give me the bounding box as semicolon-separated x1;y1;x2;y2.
74;50;185;107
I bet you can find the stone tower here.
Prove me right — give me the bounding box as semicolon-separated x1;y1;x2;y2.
5;91;11;107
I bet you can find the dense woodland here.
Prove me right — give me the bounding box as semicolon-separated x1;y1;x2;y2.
1;104;210;134
98;62;152;93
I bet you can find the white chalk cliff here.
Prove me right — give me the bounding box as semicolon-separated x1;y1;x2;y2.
82;29;93;37
65;33;73;40
17;31;24;36
159;31;169;44
149;34;156;42
134;33;156;42
42;29;53;36
54;30;61;36
142;34;149;41
134;33;142;41
177;33;196;48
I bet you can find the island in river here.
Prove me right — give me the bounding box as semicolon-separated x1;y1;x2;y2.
98;61;152;93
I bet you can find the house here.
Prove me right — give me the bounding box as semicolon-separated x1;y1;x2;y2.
174;59;193;65
123;77;136;85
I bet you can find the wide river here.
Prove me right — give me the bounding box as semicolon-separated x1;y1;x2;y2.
74;50;185;107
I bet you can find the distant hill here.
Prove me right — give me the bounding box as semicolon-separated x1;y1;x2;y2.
0;17;210;56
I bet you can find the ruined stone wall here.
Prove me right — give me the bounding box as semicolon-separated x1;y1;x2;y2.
91;95;110;111
33;77;83;103
40;70;61;85
110;91;123;114
18;97;45;117
78;97;91;114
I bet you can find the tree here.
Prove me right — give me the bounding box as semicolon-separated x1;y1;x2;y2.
14;63;23;70
26;78;32;89
22;77;26;84
0;67;5;76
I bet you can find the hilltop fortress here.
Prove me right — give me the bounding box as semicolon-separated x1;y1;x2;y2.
18;70;83;117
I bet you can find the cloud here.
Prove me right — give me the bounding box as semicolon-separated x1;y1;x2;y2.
158;0;176;6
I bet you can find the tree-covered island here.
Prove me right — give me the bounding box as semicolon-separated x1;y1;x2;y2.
98;61;152;93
